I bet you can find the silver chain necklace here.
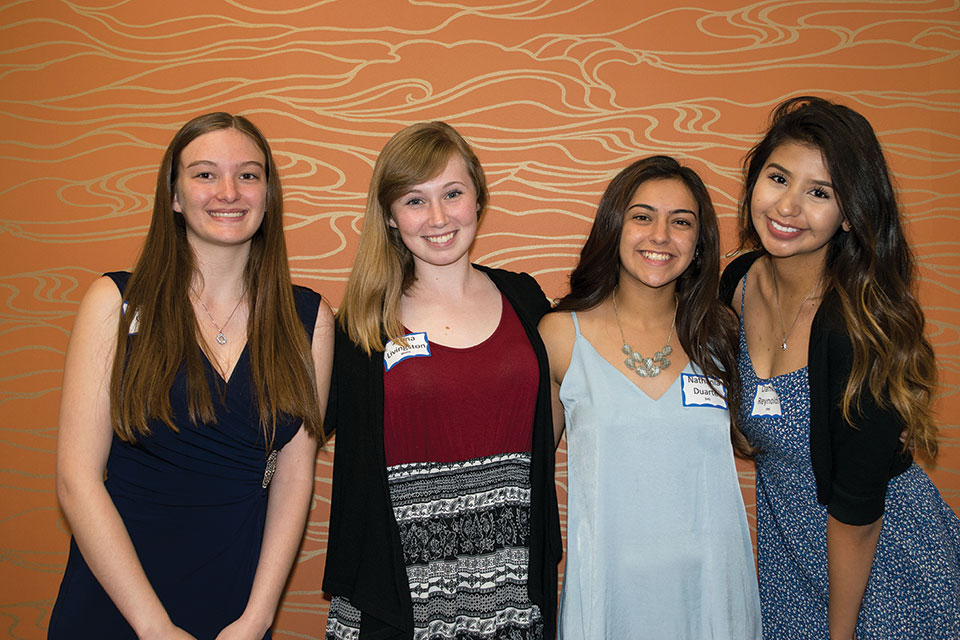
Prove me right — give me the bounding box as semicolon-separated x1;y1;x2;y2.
769;261;821;351
193;291;244;345
612;289;676;378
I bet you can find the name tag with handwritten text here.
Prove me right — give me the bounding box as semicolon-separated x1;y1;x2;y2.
384;332;431;371
681;373;728;409
751;383;782;417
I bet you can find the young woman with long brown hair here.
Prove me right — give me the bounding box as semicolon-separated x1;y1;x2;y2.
322;121;561;639
720;96;960;639
539;155;760;638
48;112;333;639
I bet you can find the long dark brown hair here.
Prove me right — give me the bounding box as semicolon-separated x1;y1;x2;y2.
109;112;324;448
338;121;489;354
737;96;937;460
556;155;751;457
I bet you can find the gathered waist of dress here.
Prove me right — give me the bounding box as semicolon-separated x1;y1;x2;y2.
105;438;276;508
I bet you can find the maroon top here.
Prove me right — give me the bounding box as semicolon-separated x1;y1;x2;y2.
384;294;538;466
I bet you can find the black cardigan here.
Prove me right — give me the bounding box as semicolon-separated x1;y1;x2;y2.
720;252;911;526
322;265;562;639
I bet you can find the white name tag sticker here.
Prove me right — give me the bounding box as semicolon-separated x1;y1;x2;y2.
122;302;141;334
751;383;782;417
681;373;728;409
384;332;431;371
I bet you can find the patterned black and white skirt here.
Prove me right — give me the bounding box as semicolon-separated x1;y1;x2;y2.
326;452;542;640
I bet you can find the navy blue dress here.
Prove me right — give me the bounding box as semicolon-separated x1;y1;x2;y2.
735;273;960;639
48;272;321;640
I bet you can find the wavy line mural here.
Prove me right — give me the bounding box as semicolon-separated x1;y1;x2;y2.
1;0;958;636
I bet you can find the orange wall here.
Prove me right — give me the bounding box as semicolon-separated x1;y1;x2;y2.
1;1;958;637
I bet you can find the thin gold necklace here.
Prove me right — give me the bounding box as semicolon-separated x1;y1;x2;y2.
769;261;821;351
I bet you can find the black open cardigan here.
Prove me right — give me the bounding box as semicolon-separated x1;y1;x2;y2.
321;264;562;639
720;251;911;526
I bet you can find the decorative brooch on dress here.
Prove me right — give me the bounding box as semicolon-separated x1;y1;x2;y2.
261;450;279;488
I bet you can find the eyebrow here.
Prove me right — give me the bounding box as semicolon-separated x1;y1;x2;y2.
404;180;468;193
767;162;833;188
185;159;265;170
628;203;697;216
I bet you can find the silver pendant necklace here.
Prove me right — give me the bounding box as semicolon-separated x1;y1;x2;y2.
612;289;676;378
769;261;821;351
193;291;243;345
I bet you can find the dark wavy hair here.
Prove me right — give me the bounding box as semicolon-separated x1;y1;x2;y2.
110;112;324;448
556;155;751;457
737;96;937;460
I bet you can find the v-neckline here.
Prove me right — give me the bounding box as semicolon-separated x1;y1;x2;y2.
575;331;687;402
198;340;249;386
741;325;807;384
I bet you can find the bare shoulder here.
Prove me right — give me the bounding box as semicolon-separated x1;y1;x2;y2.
75;276;124;331
311;298;335;360
313;298;335;334
538;310;577;382
63;275;124;389
58;276;124;443
311;299;335;418
538;310;574;345
84;275;123;306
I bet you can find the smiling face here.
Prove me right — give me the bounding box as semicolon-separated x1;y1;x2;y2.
618;178;699;292
750;140;847;262
388;154;480;271
172;127;267;253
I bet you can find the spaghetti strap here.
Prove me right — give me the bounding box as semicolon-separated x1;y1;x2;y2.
739;271;749;317
570;311;583;336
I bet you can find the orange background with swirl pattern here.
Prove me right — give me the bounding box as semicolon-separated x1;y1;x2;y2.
1;0;958;637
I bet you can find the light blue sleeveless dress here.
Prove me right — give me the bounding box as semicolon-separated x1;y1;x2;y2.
557;312;761;639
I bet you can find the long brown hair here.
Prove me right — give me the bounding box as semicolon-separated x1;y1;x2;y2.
109;112;324;448
738;96;938;460
338;121;489;354
556;155;752;457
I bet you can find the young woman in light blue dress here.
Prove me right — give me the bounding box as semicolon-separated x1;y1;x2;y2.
540;155;761;639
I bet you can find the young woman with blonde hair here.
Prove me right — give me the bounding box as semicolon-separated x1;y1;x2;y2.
322;121;561;639
48;112;333;639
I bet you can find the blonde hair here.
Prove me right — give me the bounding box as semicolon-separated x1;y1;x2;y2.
338;122;488;354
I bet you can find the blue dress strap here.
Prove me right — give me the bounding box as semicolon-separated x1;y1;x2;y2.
570;311;583;336
739;271;749;318
291;285;322;343
104;270;131;296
